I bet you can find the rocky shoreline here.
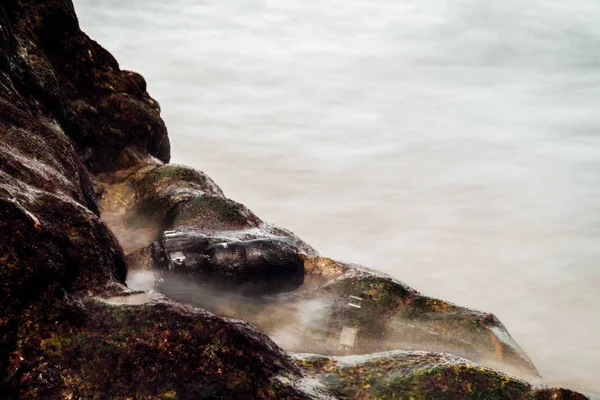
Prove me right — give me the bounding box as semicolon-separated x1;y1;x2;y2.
0;1;594;398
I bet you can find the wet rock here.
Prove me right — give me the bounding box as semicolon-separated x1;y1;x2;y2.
172;256;539;378
7;288;306;399
153;231;305;294
96;161;317;256
292;265;540;377
0;71;127;389
0;0;170;174
295;351;590;400
126;233;537;377
0;1;300;398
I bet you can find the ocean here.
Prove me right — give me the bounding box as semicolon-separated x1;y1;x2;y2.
75;0;600;393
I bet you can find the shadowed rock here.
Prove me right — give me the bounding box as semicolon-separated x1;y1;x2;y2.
0;0;170;174
0;1;299;397
152;231;305;294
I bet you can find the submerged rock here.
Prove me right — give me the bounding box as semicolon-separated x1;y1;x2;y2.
296;265;540;377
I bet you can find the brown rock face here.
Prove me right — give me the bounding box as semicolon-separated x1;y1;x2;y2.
0;0;170;174
0;1;303;398
8;291;304;399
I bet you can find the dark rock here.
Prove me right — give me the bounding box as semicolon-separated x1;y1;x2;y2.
7;288;306;399
0;1;299;397
153;231;305;294
0;0;170;174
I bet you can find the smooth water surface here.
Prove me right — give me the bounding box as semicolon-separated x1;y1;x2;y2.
76;0;600;393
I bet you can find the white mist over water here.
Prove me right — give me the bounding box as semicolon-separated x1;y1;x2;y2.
76;0;600;393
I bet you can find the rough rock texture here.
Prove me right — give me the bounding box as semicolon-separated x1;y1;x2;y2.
0;1;300;398
10;291;304;399
96;162;538;376
295;351;588;400
0;0;170;174
0;0;596;399
291;262;539;375
95;161;317;255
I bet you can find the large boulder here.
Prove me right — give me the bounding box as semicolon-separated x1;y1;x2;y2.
282;260;539;378
8;290;305;399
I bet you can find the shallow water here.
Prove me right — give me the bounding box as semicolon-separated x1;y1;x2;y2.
76;0;600;393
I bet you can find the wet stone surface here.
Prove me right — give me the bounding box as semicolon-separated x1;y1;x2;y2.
153;231;305;294
295;351;590;400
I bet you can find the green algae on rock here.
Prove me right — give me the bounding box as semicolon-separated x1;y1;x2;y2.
295;351;589;400
299;267;540;376
158;253;540;378
18;291;304;399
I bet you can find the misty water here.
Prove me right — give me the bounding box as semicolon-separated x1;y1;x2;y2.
76;0;600;394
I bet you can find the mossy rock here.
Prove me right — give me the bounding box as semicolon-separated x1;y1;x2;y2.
295;269;538;376
169;195;261;231
97;163;265;252
319;269;417;310
128;163;224;199
296;351;591;400
7;289;307;399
